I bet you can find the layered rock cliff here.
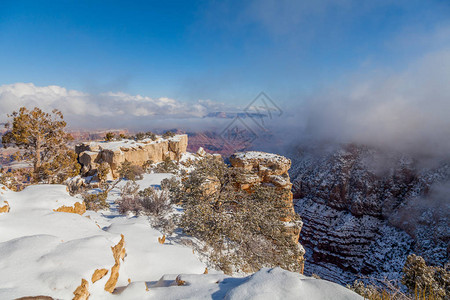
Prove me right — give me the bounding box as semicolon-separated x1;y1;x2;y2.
230;151;305;272
76;134;188;178
290;144;450;284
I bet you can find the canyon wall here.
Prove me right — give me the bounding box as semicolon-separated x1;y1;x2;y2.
290;144;449;284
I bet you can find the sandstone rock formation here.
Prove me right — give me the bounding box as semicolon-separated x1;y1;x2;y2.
54;201;86;215
290;144;450;284
104;234;126;293
0;200;9;213
76;134;188;178
230;151;305;272
91;269;109;284
230;151;295;215
73;279;89;300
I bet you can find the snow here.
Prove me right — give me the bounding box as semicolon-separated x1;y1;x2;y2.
224;268;362;300
0;184;121;299
114;173;176;191
105;217;207;283
232;151;281;160
85;134;186;152
116;268;363;300
0;178;363;299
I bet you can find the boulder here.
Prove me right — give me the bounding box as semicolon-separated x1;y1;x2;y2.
196;147;207;157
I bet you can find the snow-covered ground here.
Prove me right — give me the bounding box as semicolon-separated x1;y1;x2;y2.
0;174;363;299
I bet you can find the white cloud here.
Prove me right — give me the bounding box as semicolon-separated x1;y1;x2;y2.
0;83;233;129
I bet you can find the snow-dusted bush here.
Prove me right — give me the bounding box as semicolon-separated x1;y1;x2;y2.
138;187;171;217
118;160;144;181
169;156;303;274
347;254;449;300
0;168;31;191
142;159;154;172
82;190;109;211
97;162;110;183
134;131;157;141
402;254;449;299
118;182;175;232
104;132;115;141
162;130;176;139
153;157;178;174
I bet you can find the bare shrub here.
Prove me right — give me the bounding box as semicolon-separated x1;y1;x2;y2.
117;181;140;214
117;182;175;233
138;187;171;217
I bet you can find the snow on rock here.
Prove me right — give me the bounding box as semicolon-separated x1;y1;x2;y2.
230;151;291;176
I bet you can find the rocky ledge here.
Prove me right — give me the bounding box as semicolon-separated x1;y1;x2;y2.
230;151;305;272
76;134;188;178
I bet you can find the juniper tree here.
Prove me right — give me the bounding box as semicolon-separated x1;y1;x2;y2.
402;254;449;299
171;156;303;274
104;132;115;141
2;107;80;183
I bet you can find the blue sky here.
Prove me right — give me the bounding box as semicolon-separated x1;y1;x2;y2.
1;0;449;105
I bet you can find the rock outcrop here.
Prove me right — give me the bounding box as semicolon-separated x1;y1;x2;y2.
54;201;86;215
73;279;89;300
0;200;9;213
104;234;126;293
230;151;305;272
290;144;450;284
76;134;188;178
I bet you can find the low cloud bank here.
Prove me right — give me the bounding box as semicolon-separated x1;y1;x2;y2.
276;49;450;160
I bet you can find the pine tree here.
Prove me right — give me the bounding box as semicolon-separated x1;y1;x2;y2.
2;107;80;183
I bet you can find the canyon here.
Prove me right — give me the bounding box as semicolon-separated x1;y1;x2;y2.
290;143;449;284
